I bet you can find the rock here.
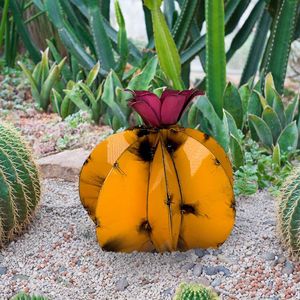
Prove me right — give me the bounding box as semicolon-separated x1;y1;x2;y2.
211;249;222;256
282;261;294;275
181;262;195;271
174;253;187;262
263;252;276;261
270;259;278;268
161;287;174;297
198;277;210;286
193;264;203;276
211;278;221;287
115;278;129;291
13;274;30;281
204;266;219;276
277;255;286;264
217;266;231;276
194;249;208;258
37;148;90;181
217;254;236;265
0;267;7;275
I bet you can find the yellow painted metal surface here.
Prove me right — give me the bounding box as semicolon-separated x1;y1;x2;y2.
79;127;235;252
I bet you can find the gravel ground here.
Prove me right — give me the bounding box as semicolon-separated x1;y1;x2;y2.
0;179;299;300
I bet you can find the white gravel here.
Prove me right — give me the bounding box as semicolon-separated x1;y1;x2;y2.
0;179;299;300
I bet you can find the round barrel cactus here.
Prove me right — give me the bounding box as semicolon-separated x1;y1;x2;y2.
173;283;219;300
277;167;300;257
0;122;41;246
79;90;235;252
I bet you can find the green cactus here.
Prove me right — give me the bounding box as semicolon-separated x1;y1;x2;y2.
11;292;48;300
277;167;300;258
0;122;41;247
173;283;219;300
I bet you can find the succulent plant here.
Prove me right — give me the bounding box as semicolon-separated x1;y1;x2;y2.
79;89;235;252
277;167;300;257
11;292;48;300
248;74;299;155
18;48;65;112
173;283;219;300
0;122;41;247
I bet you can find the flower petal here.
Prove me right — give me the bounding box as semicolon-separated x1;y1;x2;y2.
160;89;203;125
129;100;161;127
127;90;162;127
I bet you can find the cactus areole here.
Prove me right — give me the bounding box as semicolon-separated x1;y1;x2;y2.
79;89;235;252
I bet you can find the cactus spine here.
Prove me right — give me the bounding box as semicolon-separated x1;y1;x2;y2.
173;283;219;300
277;167;300;257
0;122;41;246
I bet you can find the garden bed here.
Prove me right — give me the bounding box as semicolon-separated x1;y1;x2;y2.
0;179;299;300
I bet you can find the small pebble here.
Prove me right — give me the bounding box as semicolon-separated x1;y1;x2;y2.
282;261;294;275
115;278;129;291
211;278;221;287
182;262;195;271
204;266;219;276
193;264;203;276
0;266;7;276
263;252;276;261
194;249;208;258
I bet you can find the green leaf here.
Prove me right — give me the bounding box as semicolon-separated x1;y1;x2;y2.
239;84;251;123
52;89;63;115
226;0;265;61
47;39;72;82
272;143;281;167
102;71;128;126
172;0;199;51
262;0;299;94
195;96;229;151
285;94;299;124
230;134;244;169
9;0;41;63
224;110;240;141
262;106;282;143
18;62;41;105
66;88;90;112
128;56;158;90
205;0;226;119
40;65;61;111
248;114;273;149
272;91;286;128
277;121;298;153
86;61;100;87
78;82;97;107
144;0;183;89
240;7;271;85
223;82;244;129
0;0;9;48
264;73;276;106
114;0;129;76
86;0;115;71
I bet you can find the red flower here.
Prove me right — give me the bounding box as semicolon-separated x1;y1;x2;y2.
128;89;203;127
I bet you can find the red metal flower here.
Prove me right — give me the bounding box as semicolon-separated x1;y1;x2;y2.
128;89;203;127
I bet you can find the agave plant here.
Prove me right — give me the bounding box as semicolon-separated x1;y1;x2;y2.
18;48;65;111
52;62;101;120
65;56;162;129
248;74;299;155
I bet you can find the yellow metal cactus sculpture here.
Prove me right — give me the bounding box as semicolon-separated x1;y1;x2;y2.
79;90;235;252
